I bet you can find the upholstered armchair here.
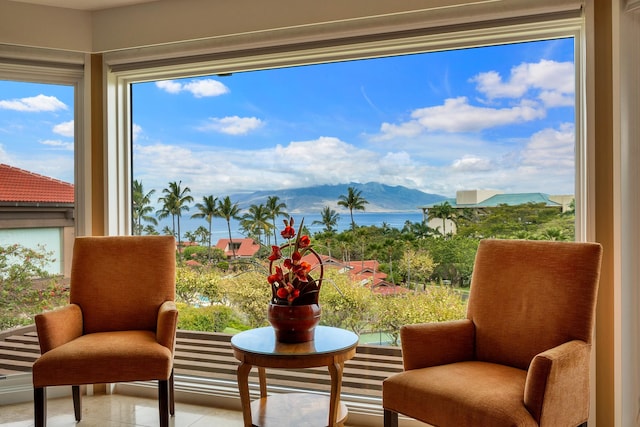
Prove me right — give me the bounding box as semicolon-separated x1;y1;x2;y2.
383;239;602;427
32;235;178;427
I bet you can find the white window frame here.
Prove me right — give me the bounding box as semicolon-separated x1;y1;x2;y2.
102;9;590;421
0;46;87;404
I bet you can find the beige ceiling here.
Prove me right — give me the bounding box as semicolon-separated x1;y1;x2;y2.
9;0;157;11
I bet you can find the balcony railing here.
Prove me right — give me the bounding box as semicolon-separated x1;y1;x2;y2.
0;325;403;416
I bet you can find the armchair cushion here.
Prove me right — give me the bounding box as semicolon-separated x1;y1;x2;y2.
383;361;537;427
32;330;172;388
400;319;475;370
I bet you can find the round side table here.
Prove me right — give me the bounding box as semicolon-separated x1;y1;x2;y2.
231;325;358;427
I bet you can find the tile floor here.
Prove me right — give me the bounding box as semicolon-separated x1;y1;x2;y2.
0;394;244;427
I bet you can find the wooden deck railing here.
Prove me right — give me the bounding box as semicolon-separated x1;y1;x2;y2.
0;326;403;403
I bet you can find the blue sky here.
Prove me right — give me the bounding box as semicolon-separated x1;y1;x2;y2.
0;37;575;201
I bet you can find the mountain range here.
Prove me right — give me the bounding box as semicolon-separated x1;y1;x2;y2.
229;182;447;213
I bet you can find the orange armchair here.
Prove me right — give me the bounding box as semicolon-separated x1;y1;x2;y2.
383;239;602;427
32;235;178;427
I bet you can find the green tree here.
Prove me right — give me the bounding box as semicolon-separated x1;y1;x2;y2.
313;206;340;233
337;186;369;231
0;244;68;329
215;196;242;259
456;203;571;240
241;203;272;245
427;201;456;236
398;248;436;289
132;180;157;235
373;287;467;345
157;180;194;248
265;196;288;245
176;303;236;332
424;236;479;287
193;226;211;246
220;271;271;328
191;195;218;260
319;271;373;335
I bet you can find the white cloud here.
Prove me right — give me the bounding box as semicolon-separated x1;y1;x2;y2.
155;79;229;98
412;97;545;132
0;94;67;112
40;139;74;151
520;123;575;169
132;123;143;142
53;120;74;137
155;80;182;94
133;121;576;203
183;80;229;98
471;59;574;107
199;116;264;135
374;97;546;139
374;121;423;141
451;155;492;172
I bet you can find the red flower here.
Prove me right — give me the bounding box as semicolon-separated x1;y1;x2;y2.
268;246;282;261
268;216;323;306
298;235;311;248
276;286;289;299
281;217;296;239
268;266;284;285
293;261;311;282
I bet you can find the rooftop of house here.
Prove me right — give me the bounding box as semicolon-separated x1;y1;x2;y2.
0;163;74;204
215;238;261;258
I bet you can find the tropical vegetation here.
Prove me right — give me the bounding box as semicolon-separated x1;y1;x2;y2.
3;181;574;345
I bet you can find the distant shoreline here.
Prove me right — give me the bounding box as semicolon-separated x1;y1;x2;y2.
159;210;427;240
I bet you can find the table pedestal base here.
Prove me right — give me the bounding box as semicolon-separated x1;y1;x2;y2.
250;392;348;427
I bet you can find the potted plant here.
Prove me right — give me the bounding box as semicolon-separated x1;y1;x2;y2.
266;217;324;342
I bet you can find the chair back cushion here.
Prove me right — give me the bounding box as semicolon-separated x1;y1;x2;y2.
70;235;176;334
467;239;602;370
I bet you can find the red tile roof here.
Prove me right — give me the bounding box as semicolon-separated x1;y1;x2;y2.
215;238;261;258
0;164;73;203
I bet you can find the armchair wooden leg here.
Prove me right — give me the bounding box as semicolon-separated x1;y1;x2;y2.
72;385;81;421
384;409;398;427
34;387;46;427
169;369;175;416
159;378;169;427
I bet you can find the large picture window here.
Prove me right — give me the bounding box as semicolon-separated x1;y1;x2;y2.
124;30;582;411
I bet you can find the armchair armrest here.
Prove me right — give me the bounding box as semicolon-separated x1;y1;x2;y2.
157;300;178;352
400;319;475;370
524;340;591;425
34;304;83;354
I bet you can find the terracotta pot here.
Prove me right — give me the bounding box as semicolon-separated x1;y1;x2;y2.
267;303;321;343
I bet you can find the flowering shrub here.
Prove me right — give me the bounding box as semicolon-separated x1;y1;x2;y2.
267;217;323;306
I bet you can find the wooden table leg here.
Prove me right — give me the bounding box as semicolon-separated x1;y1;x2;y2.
327;360;345;427
237;361;253;427
258;367;267;398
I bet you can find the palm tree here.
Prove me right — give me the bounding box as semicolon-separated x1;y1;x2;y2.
241;203;272;245
313;206;340;233
157;181;193;248
428;201;455;236
132;180;157;235
265;196;288;245
215;196;242;259
191;195;218;260
337;186;369;231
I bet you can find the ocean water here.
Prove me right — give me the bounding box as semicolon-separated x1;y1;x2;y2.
159;211;426;241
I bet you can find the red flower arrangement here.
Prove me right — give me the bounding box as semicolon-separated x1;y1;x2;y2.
267;217;324;306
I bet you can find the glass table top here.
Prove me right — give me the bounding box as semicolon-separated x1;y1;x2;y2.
231;326;358;356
